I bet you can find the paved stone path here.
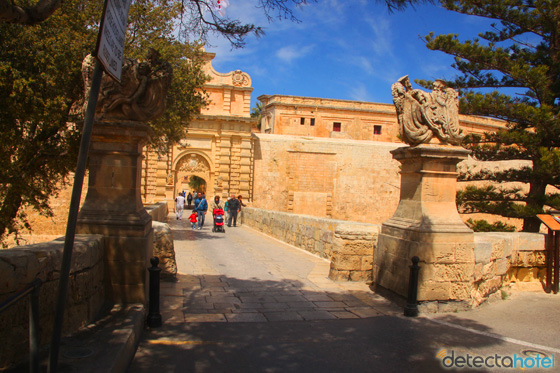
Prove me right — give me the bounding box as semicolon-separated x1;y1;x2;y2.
160;215;400;324
130;214;560;372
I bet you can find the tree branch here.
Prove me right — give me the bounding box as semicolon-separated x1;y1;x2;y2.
0;0;61;25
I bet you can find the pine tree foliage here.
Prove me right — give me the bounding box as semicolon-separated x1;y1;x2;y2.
415;0;560;232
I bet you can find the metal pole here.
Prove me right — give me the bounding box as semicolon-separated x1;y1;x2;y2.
48;59;104;373
147;257;162;328
404;256;420;317
552;231;560;294
29;278;41;373
546;230;553;293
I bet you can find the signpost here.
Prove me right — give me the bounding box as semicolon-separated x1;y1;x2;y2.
48;1;131;371
536;214;560;294
96;0;132;81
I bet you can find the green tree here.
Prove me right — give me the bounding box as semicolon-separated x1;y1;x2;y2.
0;0;99;245
0;0;311;245
250;100;263;130
411;0;560;232
0;0;312;48
0;0;208;245
188;175;206;192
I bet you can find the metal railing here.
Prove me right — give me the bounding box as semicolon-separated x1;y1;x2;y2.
0;278;42;372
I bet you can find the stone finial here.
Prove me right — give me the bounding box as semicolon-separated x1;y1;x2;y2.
82;48;173;122
391;75;464;146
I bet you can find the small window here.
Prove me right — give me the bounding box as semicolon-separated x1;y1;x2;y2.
333;122;341;132
300;117;305;125
310;118;315;126
374;125;382;135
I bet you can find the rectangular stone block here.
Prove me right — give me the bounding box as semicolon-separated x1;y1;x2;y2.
418;281;451;301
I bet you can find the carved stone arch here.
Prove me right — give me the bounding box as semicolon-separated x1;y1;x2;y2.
173;152;213;197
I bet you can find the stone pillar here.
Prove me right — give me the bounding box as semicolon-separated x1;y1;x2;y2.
373;144;475;309
77;121;154;305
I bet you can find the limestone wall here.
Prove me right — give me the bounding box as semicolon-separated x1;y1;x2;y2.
242;207;379;282
243;207;546;311
0;235;105;369
252;133;402;224
472;233;546;303
146;201;168;223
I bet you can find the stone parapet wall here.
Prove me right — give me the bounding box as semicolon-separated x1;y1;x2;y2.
242;207;379;281
0;235;105;369
146;202;176;279
331;224;380;282
472;233;546;305
146;202;168;223
418;232;546;313
243;207;547;312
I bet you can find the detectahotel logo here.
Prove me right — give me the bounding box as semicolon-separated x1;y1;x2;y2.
437;349;556;369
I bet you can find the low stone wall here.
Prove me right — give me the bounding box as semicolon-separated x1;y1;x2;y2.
242;207;379;281
0;235;105;369
472;233;545;304
243;208;547;312
417;232;546;313
152;221;177;279
146;202;168;223
330;224;380;282
146;202;176;278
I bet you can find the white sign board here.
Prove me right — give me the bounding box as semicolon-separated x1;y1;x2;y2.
96;0;132;81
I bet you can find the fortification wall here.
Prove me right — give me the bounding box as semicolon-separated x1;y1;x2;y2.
251;133;402;224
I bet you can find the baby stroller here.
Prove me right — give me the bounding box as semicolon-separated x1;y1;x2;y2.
212;208;225;233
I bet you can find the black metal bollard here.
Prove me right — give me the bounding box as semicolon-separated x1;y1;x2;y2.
147;257;162;328
404;256;420;317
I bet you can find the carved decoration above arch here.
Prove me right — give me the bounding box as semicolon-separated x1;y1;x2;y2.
232;70;250;87
176;153;210;174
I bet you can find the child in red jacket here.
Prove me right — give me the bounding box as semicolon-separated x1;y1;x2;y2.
188;211;198;229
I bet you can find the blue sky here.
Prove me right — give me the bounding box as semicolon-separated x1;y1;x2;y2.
204;0;495;108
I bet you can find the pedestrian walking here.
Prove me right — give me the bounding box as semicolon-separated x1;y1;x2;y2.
237;195;246;226
224;198;229;223
175;193;185;220
227;193;240;227
187;192;193;208
196;193;208;229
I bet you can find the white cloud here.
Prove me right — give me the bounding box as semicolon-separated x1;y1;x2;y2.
364;16;394;58
348;84;372;102
276;44;314;64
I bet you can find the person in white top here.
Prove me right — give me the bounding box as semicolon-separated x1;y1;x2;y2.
175;193;185;220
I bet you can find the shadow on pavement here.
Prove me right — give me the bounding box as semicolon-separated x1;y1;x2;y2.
130;275;505;372
171;227;226;241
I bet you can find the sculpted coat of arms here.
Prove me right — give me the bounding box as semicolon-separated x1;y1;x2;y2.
391;76;464;146
82;48;173;122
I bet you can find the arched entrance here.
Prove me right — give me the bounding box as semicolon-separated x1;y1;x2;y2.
174;153;212;198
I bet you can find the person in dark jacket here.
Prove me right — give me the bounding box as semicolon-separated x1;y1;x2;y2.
227;194;240;227
195;193;208;229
